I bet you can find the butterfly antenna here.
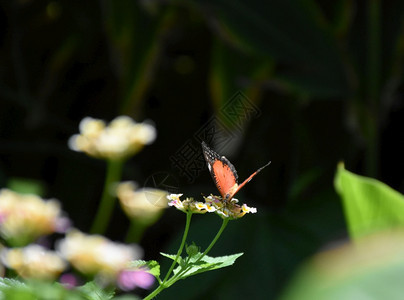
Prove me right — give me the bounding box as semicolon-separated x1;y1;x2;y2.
256;161;271;173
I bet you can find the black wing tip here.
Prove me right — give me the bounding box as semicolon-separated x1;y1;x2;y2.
201;141;210;157
201;141;211;153
201;141;221;160
257;161;271;173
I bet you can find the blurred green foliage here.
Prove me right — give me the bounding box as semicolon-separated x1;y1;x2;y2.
1;0;404;299
0;278;126;300
7;177;46;196
283;167;404;300
281;230;404;300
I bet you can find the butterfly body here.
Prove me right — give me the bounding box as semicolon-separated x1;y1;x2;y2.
202;142;270;201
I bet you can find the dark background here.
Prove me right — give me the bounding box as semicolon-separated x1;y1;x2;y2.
1;0;404;299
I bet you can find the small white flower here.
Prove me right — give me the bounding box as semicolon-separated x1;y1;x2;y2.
216;208;230;218
205;203;216;212
241;204;257;214
194;202;207;210
167;194;183;201
168;199;185;211
230;198;239;203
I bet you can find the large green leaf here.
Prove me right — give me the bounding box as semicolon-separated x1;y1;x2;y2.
334;163;404;239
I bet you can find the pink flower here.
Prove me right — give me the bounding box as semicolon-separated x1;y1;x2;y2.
60;273;79;289
117;269;155;291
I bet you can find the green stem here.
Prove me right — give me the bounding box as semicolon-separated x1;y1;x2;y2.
167;218;230;286
90;159;124;234
144;211;193;300
162;211;193;282
125;219;147;243
143;284;165;300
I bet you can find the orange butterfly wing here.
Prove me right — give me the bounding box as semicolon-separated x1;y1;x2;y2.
210;157;239;199
202;142;271;201
202;142;239;199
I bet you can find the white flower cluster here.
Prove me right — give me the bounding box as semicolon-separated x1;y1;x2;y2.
56;230;143;279
0;189;148;286
1;245;66;281
0;189;69;246
68;116;156;160
167;194;257;219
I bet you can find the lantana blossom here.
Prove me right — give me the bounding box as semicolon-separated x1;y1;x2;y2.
1;244;66;280
167;193;257;219
0;189;70;246
167;194;213;214
68;116;156;160
56;230;142;281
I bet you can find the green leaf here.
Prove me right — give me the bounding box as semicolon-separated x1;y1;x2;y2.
0;278;26;289
78;281;115;300
0;279;85;300
160;252;178;261
30;281;82;300
0;278;28;299
145;260;161;278
173;253;244;279
160;252;185;267
129;260;160;278
334;162;404;240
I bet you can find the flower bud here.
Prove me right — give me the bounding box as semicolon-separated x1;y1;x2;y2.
186;243;199;257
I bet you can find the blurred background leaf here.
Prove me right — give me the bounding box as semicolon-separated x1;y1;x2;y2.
1;0;404;299
281;231;404;300
7;177;46;196
102;0;177;117
198;0;351;98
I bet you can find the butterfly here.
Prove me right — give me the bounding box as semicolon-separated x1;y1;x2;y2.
202;141;271;201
